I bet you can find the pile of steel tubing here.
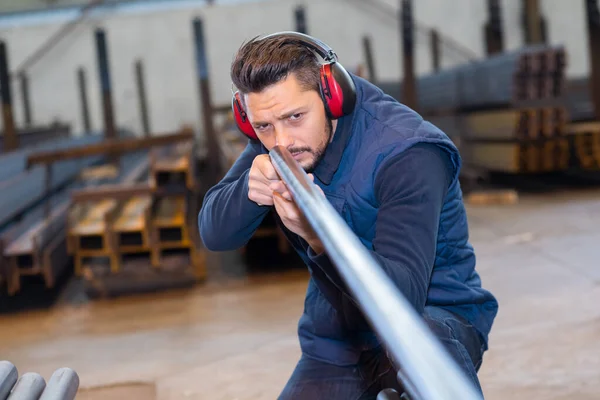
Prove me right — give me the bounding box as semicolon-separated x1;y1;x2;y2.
386;44;567;113
0;149;148;296
0;360;79;400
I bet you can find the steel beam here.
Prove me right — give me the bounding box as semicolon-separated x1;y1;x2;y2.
0;40;18;151
26;129;193;168
585;0;600;119
400;0;417;110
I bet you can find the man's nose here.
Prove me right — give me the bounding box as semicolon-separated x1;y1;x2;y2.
274;129;294;148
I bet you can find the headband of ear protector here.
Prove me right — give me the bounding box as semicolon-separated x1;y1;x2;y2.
231;31;357;140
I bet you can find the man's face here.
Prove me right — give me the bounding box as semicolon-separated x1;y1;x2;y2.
244;73;335;172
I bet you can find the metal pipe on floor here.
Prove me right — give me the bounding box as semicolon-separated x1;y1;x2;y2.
0;41;18;151
7;372;46;400
269;145;482;400
38;368;79;400
0;361;18;399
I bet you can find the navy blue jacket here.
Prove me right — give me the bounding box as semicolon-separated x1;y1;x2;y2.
198;74;498;366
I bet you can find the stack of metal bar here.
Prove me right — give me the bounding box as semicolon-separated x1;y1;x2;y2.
68;133;206;298
380;44;576;174
0;134;108;296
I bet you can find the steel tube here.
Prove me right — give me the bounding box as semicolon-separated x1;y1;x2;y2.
0;41;18;151
0;361;18;399
38;368;79;400
269;145;482;400
7;372;46;400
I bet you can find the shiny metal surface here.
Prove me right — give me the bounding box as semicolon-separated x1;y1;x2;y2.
269;145;482;400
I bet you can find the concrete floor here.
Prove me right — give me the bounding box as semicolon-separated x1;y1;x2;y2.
1;188;599;399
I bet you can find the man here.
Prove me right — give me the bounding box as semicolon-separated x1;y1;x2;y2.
198;32;498;399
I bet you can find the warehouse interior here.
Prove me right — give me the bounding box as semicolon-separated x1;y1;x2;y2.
0;0;599;399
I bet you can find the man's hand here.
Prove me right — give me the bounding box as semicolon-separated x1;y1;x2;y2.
271;174;326;254
248;154;284;206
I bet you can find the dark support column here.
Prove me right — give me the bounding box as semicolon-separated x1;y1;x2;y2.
95;28;118;164
400;0;417;110
585;0;600;119
484;0;504;56
430;29;440;72
193;17;219;181
362;36;377;83
77;67;91;133
95;28;117;141
0;41;18;151
294;5;308;34
135;59;150;137
522;0;546;44
20;73;32;127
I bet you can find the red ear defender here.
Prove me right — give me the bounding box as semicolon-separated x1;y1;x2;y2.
320;62;357;119
232;91;258;140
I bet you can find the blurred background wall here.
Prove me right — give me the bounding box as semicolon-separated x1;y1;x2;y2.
0;0;594;140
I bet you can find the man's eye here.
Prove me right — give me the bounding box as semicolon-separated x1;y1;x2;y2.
255;124;269;131
290;113;303;121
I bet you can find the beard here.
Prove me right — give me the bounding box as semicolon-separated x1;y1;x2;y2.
289;117;334;173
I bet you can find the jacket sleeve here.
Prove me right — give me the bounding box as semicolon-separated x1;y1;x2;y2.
305;142;452;315
198;139;271;251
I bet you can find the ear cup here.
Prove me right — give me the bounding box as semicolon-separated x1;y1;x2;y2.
232;91;258;140
320;62;357;119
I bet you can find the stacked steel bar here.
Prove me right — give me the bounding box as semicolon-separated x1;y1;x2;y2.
61;133;206;298
1;150;147;296
0;134;105;231
67;152;150;276
378;44;573;174
387;44;568;113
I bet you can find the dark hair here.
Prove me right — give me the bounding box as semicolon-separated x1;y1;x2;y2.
230;35;321;97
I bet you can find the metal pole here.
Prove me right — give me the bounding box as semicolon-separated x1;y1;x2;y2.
19;73;32;127
94;28;116;141
522;0;543;44
269;145;482;400
38;368;79;400
135;59;150;137
484;0;504;56
192;17;219;181
294;5;308;34
0;41;18;151
585;0;600;119
400;0;417;110
362;36;377;83
7;372;46;400
430;29;440;72
95;27;118;165
0;361;18;399
77;67;91;133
